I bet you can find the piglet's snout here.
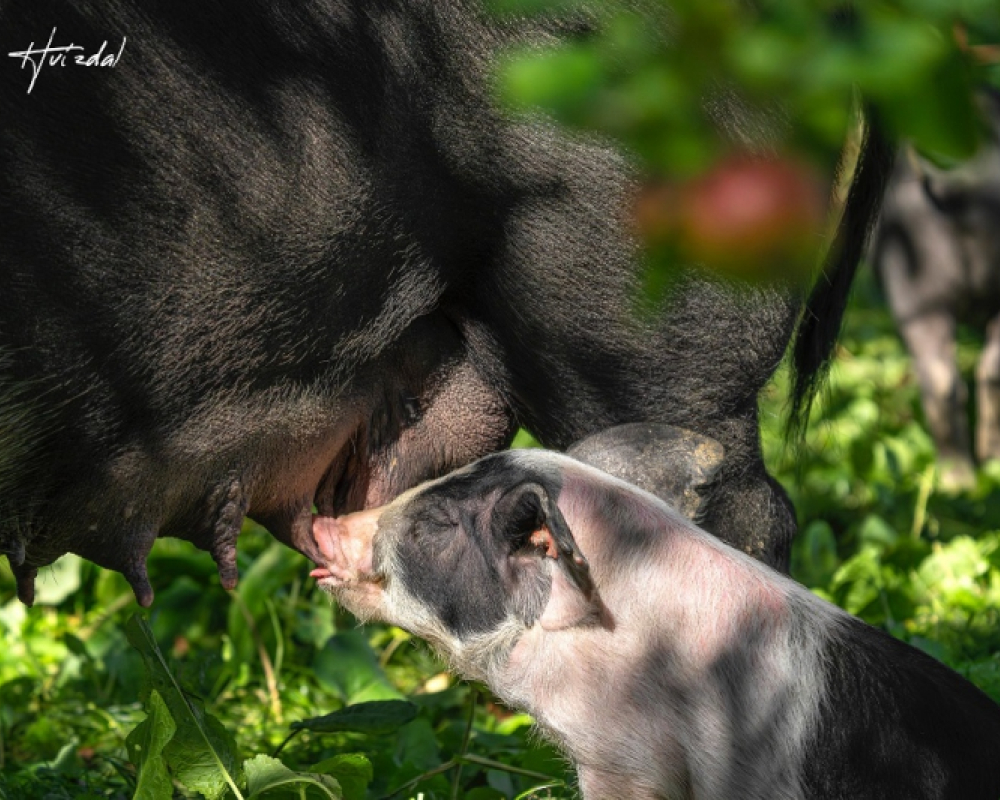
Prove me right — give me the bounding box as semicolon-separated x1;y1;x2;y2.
311;508;382;584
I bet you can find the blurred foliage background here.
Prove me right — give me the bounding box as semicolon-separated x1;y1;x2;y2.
496;0;1000;171
495;0;1000;287
3;0;1000;798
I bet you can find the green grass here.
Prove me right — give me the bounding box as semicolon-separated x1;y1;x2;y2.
2;272;999;798
762;274;1000;698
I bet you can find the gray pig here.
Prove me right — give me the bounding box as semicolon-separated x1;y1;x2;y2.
313;448;1000;800
873;88;1000;490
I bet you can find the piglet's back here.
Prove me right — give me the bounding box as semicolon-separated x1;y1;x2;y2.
800;613;1000;800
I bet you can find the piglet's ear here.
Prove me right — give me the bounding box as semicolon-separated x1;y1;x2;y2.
494;482;607;632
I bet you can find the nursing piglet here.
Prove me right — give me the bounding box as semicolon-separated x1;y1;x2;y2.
312;450;1000;800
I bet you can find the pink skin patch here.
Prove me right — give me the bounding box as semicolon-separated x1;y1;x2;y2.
529;526;559;559
311;508;389;615
311;508;382;586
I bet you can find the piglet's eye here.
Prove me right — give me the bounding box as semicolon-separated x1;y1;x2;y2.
411;504;458;535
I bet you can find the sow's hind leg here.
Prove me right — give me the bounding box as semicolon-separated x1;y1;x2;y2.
567;423;725;522
565;419;797;570
479;234;801;570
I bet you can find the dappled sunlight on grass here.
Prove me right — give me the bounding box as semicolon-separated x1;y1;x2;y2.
0;525;570;798
762;272;1000;702
3;271;999;796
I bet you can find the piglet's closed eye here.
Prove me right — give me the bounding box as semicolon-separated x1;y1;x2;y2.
495;483;610;632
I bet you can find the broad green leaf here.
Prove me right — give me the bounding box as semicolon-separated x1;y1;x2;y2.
311;754;373;800
395;717;441;771
487;768;516;796
292;700;417;735
125;615;243;800
313;630;403;703
514;740;569;780
244;755;341;799
63;633;90;660
162;712;243;800
126;690;177;800
962;658;1000;704
48;743;79;774
890;51;979;161
33;555;83;605
20;717;65;761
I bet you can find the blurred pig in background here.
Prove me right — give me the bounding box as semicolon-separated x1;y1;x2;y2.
872;88;1000;490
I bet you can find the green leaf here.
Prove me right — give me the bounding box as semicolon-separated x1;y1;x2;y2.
291;700;417;735
831;546;885;617
124;615;243;800
791;519;840;588
487;768;516;796
510;429;541;449
63;633;91;660
313;630;403;703
48;742;79;774
499;44;604;119
126;690;177;800
917;537;988;594
395;717;441;771
21;716;67;761
961;657;1000;704
311;754;373;800
244;755;341;799
33;555;83;605
857;514;898;552
227;542;305;664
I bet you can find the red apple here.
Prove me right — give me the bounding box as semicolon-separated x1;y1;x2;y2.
635;155;829;283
